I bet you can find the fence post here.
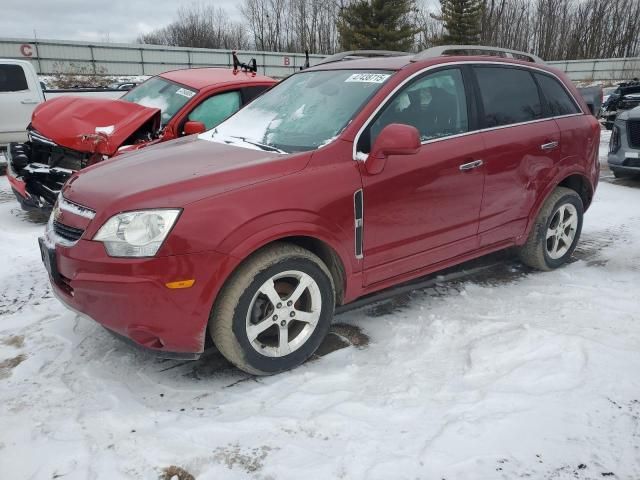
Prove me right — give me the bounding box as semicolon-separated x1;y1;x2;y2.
140;48;145;75
89;44;96;74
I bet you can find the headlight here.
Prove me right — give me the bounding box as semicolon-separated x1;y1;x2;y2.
93;209;181;257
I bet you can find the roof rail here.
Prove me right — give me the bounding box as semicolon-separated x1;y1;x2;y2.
412;45;545;64
316;50;409;66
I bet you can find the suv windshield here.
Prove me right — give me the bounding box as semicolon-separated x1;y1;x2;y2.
122;77;197;126
205;69;393;153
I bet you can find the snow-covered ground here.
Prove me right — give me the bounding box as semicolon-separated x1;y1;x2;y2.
0;132;639;479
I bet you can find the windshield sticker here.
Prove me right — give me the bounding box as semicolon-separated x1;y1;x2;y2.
175;88;196;98
345;73;390;84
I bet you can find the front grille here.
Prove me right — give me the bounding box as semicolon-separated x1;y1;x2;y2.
53;220;84;242
628;120;640;149
28;127;87;171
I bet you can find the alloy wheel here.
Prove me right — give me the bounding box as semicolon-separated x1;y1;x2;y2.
545;203;578;260
245;270;322;357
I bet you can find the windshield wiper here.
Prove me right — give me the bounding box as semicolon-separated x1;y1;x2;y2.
229;136;287;154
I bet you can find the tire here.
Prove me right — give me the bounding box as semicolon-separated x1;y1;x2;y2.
517;187;584;271
209;243;335;375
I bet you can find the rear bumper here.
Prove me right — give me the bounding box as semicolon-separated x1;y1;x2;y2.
43;235;230;357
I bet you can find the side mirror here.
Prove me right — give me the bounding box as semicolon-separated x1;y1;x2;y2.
366;123;421;175
183;121;206;136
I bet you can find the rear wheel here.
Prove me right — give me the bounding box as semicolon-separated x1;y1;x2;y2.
209;243;335;375
517;187;584;271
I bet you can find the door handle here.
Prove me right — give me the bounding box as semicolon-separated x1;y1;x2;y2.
459;159;483;171
20;99;39;105
540;141;559;151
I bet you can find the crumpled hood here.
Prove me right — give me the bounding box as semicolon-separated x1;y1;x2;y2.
31;96;160;156
63;135;310;219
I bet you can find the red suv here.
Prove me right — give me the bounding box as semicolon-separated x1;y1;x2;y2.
40;46;600;375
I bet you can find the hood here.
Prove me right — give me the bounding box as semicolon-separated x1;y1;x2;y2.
31;96;161;156
618;105;640;121
62;135;310;218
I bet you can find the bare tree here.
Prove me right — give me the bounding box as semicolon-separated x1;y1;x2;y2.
138;4;249;50
138;0;640;60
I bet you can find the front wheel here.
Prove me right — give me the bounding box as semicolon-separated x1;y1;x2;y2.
209;243;335;375
517;187;584;271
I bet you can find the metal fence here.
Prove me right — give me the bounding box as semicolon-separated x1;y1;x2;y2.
2;37;640;82
0;37;326;79
547;58;640;82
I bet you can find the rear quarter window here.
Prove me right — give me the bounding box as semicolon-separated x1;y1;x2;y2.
0;64;29;92
535;73;580;116
474;66;542;127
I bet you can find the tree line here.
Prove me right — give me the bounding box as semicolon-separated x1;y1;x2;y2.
137;0;640;61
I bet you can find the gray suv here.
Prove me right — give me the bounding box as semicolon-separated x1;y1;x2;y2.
608;105;640;178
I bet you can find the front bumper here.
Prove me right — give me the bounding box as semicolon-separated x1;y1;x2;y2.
41;234;229;357
5;141;75;213
607;121;640;173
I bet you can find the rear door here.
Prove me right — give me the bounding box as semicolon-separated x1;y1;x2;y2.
0;63;41;144
534;72;598;188
473;65;561;247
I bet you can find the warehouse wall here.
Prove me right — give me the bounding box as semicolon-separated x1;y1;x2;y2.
0;37;325;79
2;37;640;82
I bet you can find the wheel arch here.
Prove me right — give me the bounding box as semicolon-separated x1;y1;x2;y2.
558;173;594;211
213;225;353;311
520;171;593;245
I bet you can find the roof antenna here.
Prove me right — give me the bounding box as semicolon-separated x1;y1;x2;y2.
232;51;257;76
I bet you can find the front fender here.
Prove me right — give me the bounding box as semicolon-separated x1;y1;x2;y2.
196;216;359;315
222;213;356;277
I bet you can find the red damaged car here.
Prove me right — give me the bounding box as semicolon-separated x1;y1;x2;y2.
7;62;275;211
40;47;600;375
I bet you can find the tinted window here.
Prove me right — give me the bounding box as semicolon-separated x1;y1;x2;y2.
365;68;468;151
535;73;580;116
0;64;28;92
475;67;542;127
188;91;241;130
242;85;270;103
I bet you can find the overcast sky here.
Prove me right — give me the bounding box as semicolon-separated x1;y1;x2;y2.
4;0;242;43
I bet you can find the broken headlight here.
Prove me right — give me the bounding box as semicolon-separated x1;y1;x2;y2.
93;209;181;257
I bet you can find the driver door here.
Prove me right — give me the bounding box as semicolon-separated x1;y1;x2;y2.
358;67;486;286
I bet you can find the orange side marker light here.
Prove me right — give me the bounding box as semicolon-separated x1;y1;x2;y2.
165;279;195;289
